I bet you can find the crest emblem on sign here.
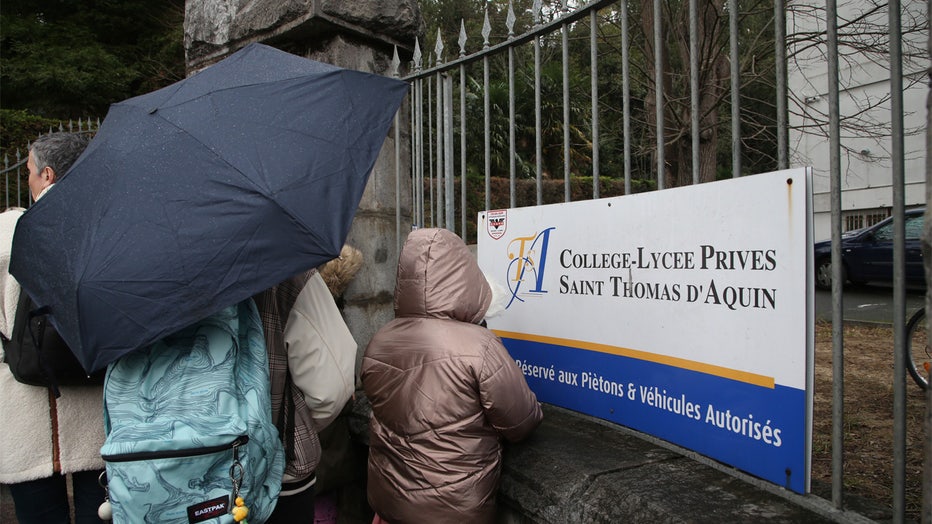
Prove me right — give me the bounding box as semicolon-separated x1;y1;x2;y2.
487;209;507;240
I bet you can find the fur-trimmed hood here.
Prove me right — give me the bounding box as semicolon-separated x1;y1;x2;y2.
318;244;363;298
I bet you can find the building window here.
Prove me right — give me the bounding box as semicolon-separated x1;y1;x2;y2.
845;215;864;231
843;208;891;232
865;212;888;227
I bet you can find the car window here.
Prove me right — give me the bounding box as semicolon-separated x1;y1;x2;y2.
871;213;923;241
906;214;924;240
873;222;894;241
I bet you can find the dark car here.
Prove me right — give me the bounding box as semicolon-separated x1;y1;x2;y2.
813;208;925;290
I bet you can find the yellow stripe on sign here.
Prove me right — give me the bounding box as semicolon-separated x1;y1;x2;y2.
492;329;776;389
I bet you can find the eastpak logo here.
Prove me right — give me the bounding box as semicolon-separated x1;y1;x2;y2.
187;495;229;523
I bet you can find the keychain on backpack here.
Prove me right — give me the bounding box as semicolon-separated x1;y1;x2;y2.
97;471;113;521
230;443;250;523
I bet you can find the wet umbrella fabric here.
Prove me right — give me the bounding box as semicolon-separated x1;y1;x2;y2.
10;43;408;373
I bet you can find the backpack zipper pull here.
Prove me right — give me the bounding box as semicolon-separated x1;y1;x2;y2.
229;439;250;522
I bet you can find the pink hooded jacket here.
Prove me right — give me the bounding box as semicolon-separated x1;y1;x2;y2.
362;228;543;524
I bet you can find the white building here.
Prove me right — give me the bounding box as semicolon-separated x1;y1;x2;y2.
786;0;928;241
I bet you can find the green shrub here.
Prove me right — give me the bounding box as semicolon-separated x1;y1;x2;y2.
0;109;97;162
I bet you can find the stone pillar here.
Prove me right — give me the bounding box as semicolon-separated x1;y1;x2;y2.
184;0;421;372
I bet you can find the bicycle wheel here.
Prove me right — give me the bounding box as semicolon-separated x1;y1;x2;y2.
905;307;930;390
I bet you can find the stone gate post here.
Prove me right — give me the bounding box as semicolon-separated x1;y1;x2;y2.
184;0;421;372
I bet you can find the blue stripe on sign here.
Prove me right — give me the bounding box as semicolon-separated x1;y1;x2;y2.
502;336;808;494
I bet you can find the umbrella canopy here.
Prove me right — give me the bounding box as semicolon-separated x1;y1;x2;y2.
11;43;408;373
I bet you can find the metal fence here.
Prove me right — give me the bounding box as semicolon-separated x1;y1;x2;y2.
0;118;100;209
393;0;928;522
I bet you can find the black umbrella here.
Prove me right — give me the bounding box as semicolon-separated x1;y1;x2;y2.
11;43;408;372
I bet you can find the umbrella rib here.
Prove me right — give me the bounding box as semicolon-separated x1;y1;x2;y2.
125;78;321;113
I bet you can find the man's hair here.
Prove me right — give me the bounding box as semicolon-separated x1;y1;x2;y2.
29;132;90;180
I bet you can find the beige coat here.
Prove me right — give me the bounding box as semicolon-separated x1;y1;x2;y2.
0;208;105;483
362;228;543;524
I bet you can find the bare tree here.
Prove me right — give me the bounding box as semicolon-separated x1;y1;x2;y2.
786;0;928;167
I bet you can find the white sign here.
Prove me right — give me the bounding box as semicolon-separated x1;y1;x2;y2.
478;168;813;494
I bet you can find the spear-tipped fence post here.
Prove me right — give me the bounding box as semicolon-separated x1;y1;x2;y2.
482;8;491;212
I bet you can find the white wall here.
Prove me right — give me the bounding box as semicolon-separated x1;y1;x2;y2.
786;0;928;241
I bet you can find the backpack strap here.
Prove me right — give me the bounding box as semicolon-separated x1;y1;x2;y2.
27;305;63;398
280;366;297;463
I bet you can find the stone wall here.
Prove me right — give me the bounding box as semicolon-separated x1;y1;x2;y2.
344;399;887;523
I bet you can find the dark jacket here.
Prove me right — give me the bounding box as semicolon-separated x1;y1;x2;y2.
361;228;543;524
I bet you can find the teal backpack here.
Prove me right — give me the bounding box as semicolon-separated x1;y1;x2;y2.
100;300;284;524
